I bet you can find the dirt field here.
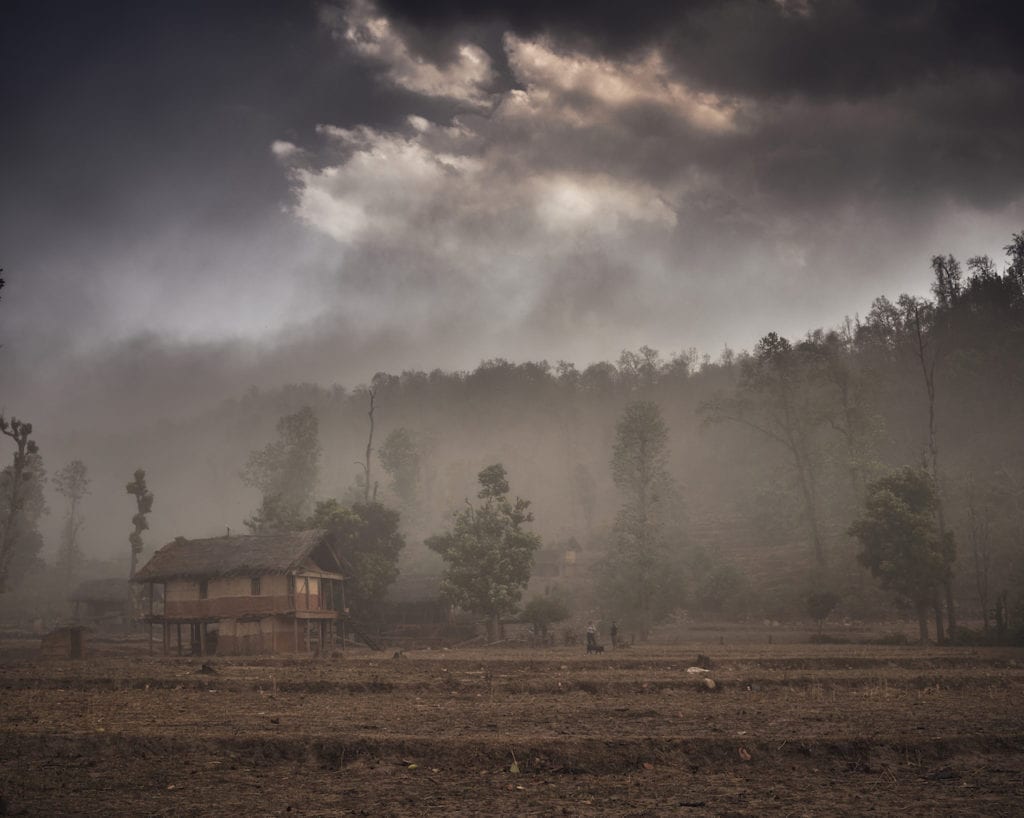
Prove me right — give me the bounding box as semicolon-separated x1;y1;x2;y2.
2;637;1023;816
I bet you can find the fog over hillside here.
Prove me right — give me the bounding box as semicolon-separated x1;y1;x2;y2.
2;1;1023;631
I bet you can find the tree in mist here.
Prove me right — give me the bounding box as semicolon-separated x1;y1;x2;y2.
54;460;89;586
812;326;879;501
963;478;996;633
126;469;154;580
242;405;320;533
903;291;956;637
600;401;682;639
849;467;954;643
521;592;570;643
352;386;378;503
0;417;46;592
1006;230;1024;297
806;591;839;635
378;427;419;510
573;463;597;538
427;464;541;641
702;333;831;565
309;499;404;623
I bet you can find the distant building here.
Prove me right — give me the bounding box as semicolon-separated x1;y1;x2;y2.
71;578;133;629
133;530;346;656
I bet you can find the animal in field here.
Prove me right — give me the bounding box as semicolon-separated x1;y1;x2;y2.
586;643;605;654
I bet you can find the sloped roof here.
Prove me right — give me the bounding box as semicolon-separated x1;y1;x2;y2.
134;529;333;582
71;577;132;604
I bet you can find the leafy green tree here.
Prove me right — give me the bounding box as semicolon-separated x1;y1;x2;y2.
309;499;404;622
0;417;45;593
242;406;320;532
427;464;541;640
601;400;682;639
378;427;419;509
849;467;955;643
521;593;571;642
54;460;89;586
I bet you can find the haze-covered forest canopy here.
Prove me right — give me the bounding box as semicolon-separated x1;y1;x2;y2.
2;232;1023;642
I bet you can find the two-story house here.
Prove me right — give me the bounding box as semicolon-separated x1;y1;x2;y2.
133;529;346;656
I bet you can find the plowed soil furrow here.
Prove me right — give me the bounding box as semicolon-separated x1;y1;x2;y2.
2;644;1023;816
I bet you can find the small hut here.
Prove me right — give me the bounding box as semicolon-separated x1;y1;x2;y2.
133;530;346;656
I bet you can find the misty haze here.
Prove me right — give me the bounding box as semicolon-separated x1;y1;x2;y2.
2;1;1023;815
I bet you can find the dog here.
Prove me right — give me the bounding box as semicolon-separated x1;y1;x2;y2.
586;643;605;654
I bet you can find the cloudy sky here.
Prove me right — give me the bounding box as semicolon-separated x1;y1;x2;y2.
3;0;1024;425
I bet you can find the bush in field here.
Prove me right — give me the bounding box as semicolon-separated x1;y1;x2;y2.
806;591;839;634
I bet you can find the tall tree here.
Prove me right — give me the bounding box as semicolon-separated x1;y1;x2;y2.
702;333;830;564
353;387;378;503
378;427;419;510
242;406;321;532
904;287;957;636
54;460;90;586
427;464;541;640
126;469;154;579
601;400;681;639
849;467;955;643
0;417;43;593
1005;230;1024;299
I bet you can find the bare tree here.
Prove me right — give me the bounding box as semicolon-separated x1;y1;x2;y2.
354;387;378;503
904;294;957;637
54;460;90;586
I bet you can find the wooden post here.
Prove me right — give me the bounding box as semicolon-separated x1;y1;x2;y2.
294;617;299;654
199;622;207;657
148;622;153;654
177;624;182;656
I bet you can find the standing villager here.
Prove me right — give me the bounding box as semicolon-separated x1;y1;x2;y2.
586;621;597;650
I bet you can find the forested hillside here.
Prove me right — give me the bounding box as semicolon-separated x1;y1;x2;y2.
4;235;1023;635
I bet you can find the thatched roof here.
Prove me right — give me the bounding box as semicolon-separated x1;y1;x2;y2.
71;577;132;604
133;530;334;582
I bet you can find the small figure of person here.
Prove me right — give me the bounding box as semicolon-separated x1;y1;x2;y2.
610;620;619;649
586;620;597;650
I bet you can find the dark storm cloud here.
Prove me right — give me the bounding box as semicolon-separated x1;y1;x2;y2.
365;0;1024;214
1;0;414;347
377;0;1024;99
3;0;1024;448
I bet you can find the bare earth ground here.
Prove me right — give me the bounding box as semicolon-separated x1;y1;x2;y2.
1;636;1023;816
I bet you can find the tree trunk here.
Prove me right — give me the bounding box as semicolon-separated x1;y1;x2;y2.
933;598;945;645
793;450;825;565
916;603;930;644
943;578;956;636
363;389;376;503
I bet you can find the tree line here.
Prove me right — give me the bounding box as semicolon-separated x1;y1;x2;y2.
1;231;1022;642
